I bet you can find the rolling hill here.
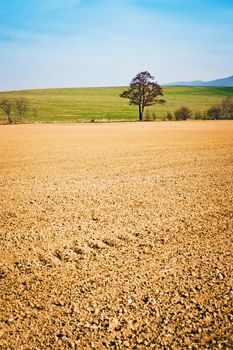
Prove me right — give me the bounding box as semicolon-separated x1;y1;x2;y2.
0;86;233;122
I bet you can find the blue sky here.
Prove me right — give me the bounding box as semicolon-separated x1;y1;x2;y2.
0;0;232;90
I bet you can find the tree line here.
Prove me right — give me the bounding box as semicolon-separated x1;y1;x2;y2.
144;98;233;121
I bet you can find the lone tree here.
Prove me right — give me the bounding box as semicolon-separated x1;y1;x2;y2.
15;98;28;121
0;98;13;123
120;71;165;121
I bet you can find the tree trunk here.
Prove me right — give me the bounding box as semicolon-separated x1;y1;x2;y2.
139;106;143;121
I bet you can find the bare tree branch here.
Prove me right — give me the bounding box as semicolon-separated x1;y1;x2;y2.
0;98;13;123
15;98;28;121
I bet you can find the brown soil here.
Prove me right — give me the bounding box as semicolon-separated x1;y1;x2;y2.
0;121;232;349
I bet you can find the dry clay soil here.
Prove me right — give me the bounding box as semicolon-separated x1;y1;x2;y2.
0;121;233;350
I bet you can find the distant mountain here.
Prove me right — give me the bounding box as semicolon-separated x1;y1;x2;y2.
203;75;233;87
163;75;233;87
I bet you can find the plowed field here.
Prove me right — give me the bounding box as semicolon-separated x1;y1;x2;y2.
0;121;232;349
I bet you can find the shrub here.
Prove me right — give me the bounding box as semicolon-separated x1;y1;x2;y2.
221;97;233;119
174;106;192;120
144;110;157;121
166;112;173;121
206;106;221;120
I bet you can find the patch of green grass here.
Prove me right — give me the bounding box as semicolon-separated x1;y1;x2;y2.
0;86;233;122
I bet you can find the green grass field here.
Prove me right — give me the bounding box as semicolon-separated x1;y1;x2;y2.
0;86;233;122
